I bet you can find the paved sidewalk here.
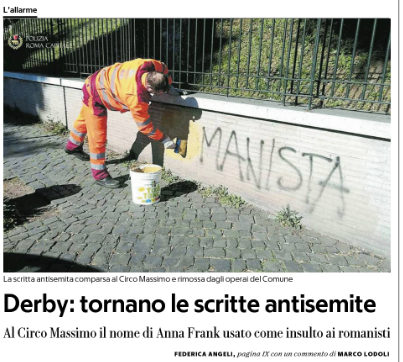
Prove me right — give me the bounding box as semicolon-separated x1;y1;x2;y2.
3;119;391;273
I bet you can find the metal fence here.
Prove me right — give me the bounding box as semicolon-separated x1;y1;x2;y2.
4;18;391;113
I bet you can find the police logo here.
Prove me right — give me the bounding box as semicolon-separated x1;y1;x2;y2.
8;34;23;50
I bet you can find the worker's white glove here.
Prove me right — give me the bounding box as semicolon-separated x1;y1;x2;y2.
167;86;180;96
162;136;175;149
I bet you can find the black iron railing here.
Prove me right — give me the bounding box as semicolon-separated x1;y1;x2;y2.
3;18;391;113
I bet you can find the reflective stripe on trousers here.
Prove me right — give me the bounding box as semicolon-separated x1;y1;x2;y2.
69;76;109;179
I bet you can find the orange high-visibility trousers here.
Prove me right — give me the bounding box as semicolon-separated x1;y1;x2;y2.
67;73;109;180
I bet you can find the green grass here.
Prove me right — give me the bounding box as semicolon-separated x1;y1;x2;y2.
275;204;303;229
199;185;245;209
41;119;69;135
161;168;181;184
121;158;140;170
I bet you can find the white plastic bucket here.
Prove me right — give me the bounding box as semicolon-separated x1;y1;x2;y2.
130;164;162;205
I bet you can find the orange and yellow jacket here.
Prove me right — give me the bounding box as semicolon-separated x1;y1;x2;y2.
95;58;172;141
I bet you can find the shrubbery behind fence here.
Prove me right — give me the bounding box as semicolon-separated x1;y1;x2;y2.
4;18;391;113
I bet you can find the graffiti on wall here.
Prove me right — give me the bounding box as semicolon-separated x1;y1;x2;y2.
200;127;350;217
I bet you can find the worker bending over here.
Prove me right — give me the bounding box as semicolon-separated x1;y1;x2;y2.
65;58;179;188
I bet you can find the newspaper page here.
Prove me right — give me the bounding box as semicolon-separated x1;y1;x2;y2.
1;0;399;360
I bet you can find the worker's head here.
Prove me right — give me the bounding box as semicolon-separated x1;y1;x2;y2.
146;72;170;96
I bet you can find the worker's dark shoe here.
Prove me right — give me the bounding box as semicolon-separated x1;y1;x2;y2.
128;151;138;160
95;176;120;189
64;146;90;161
121;151;138;161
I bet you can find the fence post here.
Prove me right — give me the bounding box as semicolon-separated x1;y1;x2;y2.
76;20;82;78
308;19;322;110
76;46;82;78
49;19;56;74
316;19;328;98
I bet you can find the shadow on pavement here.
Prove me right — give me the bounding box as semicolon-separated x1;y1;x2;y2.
35;184;82;201
105;156;130;166
4;138;63;158
161;180;199;200
3;253;102;272
4;184;82;231
113;174;130;188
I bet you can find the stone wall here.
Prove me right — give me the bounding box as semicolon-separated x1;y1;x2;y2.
4;73;391;256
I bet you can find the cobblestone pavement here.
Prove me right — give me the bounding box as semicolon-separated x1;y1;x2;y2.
3;119;391;273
